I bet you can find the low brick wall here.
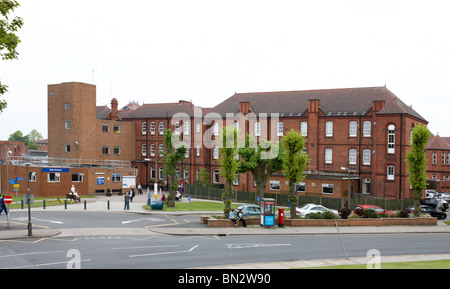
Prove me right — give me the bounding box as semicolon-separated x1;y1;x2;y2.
285;217;437;227
205;217;437;227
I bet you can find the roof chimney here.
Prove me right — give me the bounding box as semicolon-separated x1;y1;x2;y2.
110;98;118;120
239;101;251;114
372;100;385;113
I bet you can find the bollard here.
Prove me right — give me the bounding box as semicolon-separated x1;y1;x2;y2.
43;200;46;210
21;199;24;210
107;200;110;210
64;200;67;209
84;200;87;210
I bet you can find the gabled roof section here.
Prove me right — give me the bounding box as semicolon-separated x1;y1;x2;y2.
427;134;450;150
210;86;427;122
121;100;196;119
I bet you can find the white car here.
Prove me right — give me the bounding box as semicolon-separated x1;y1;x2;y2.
296;203;338;217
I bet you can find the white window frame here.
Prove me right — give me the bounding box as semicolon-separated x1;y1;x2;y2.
213;169;219;184
363;121;371;137
184;122;190;135
47;172;60;183
213;145;219;159
325;148;333;164
432;152;437;165
159;122;164;135
326;121;333;137
388;124;395;154
300;122;307;137
349;149;357;165
270;180;280;190
277;122;283;136
196;144;200;156
150;122;155;135
141;122;147;135
142;144;147;157
322;184;334;194
387;166;395;181
150;144;155;156
64;120;71;130
255;122;261;136
363;149;371;165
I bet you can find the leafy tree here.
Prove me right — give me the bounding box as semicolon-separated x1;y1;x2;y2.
196;168;210;186
8;129;27;143
238;134;283;202
0;0;24;113
161;129;187;207
406;124;431;217
8;129;43;149
280;129;310;219
218;126;239;218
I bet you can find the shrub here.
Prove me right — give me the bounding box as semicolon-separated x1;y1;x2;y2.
338;207;352;219
363;208;379;218
306;212;323;219
396;209;410;218
322;210;337;219
354;208;364;217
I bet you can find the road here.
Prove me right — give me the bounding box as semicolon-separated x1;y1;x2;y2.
2;211;450;269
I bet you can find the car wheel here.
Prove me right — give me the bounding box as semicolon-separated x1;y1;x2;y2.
442;214;447;220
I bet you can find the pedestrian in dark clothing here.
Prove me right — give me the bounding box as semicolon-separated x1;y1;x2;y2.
237;210;247;227
0;195;8;215
124;193;130;210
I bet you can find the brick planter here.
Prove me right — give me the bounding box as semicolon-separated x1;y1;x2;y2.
205;216;437;227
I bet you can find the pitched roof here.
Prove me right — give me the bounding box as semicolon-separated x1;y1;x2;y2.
121;101;196;119
427;134;450;150
209;86;427;121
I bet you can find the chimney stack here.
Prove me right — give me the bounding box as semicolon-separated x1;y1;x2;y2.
111;98;118;120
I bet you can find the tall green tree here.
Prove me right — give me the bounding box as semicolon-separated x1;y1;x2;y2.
280;129;310;219
218;126;239;218
162;128;187;207
238;134;283;202
406;124;431;217
1;0;24;113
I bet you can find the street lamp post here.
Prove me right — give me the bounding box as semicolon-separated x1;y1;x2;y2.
26;163;32;236
341;167;351;208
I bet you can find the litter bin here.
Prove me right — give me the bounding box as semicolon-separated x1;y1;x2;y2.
278;208;284;227
260;198;275;228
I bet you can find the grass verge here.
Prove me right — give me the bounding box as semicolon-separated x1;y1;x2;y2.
305;259;450;269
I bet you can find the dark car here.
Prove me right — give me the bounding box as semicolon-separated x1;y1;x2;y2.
420;198;449;211
405;205;447;220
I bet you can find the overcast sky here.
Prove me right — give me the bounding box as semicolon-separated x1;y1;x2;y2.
1;0;449;140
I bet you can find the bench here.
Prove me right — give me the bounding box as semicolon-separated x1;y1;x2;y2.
66;193;81;202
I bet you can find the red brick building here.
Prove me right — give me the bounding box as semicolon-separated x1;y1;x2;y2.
426;134;450;192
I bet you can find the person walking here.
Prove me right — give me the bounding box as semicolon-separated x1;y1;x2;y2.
0;195;8;215
124;193;130;210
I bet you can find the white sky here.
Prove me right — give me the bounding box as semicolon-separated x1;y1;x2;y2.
1;0;449;140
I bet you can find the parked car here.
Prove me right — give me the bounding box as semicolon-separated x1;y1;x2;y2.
353;205;395;216
441;193;450;201
296;204;338;217
235;204;261;216
405;205;447;220
420;198;449;211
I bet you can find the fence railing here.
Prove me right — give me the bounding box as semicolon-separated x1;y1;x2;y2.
185;184;414;211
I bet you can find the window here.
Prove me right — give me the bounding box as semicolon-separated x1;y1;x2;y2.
150;122;155;134
142;144;147;157
213;122;219;136
28;171;36;182
142;122;147;135
113;146;121;155
300;122;307;137
363;121;371;137
363;149;371;165
213;145;219;159
349;121;357;137
159;122;164;135
325;148;333;164
159;144;164;156
150;166;155;179
213;169;219;183
277;122;283;136
72;173;84;182
196;123;201;133
255;122;261;136
196;144;200;156
296;182;306;192
443;153;446;166
322;184;334;194
233;174;239;185
362;178;371;194
64;120;71;130
388;124;395;154
184;168;189;180
112;173;121;182
159;167;164;180
65;144;70;153
326;121;333;137
113;125;120;133
387;166;395;181
102;146;110;154
102;124;109;132
184;122;190;135
65;103;70;109
174;121;180;135
150;144;155;156
349;149;357;165
185;147;189;158
48;173;60;183
432;152;437;165
270;180;280;190
447;153;450;166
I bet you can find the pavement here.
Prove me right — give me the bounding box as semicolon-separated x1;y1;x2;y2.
3;192;450;268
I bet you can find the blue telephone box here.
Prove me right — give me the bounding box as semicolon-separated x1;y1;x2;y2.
260;198;275;227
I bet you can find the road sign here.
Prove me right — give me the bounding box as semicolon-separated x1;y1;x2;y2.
3;195;13;204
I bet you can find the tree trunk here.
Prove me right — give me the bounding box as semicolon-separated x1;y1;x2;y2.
223;180;232;218
289;181;297;219
166;174;176;207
